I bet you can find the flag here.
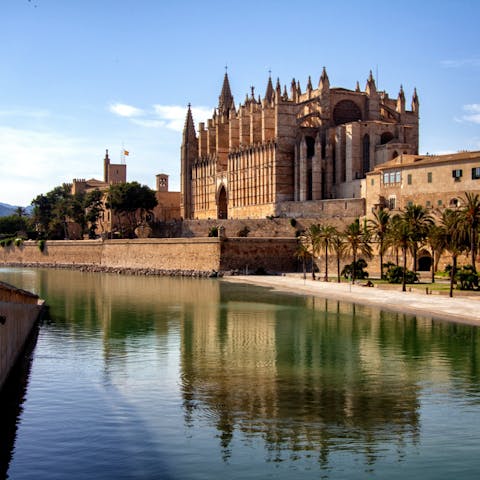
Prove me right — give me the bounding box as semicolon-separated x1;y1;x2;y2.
124;150;129;156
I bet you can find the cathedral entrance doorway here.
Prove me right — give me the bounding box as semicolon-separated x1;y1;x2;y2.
217;186;228;219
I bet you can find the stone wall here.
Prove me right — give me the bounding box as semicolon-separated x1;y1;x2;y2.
220;238;298;273
0;238;222;274
0;283;43;390
0;237;300;274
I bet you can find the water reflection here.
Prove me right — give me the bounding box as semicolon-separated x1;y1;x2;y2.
1;268;480;478
0;327;38;479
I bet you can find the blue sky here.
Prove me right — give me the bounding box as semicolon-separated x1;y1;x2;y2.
1;0;479;206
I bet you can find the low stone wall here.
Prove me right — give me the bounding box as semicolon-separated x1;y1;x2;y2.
276;198;366;219
0;237;299;275
0;238;222;274
220;238;298;273
0;282;44;390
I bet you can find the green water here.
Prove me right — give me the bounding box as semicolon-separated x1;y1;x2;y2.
1;267;480;479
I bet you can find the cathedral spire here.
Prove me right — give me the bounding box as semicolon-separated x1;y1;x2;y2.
411;87;419;114
397;85;405;114
264;75;274;103
365;70;377;96
355;80;361;92
218;72;234;116
182;103;197;143
318;66;330;91
307;75;313;92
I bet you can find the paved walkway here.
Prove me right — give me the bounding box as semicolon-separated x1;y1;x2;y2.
223;275;480;326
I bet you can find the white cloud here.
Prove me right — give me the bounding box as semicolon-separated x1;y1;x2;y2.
441;58;480;68
0;108;51;119
0;126;101;206
131;118;166;128
153;105;212;132
456;104;480;124
109;103;144;118
108;102;213;132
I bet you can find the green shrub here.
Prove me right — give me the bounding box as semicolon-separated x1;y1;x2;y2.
237;226;250;237
455;265;479;290
14;237;24;247
341;259;369;280
208;226;219;237
38;239;46;252
385;265;418;284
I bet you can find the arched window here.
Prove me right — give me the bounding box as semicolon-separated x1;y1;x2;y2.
217;186;228;219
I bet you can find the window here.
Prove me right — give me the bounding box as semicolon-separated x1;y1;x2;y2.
452;169;463;181
388;196;396;209
395;171;401;183
438;199;443;206
383;173;389;184
389;172;396;184
472;167;480;180
407;201;413;207
370;178;375;186
450;198;459;207
426;200;431;207
427;172;432;183
407;174;412;185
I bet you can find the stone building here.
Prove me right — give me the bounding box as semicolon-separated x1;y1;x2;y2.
180;69;419;220
70;150;180;236
364;151;480;214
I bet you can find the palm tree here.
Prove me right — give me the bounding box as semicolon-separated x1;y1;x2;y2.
302;224;322;280
461;192;480;272
295;240;310;280
389;213;414;292
319;224;336;281
441;209;469;297
343;218;372;283
425;223;446;283
402;204;434;272
330;228;345;283
368;207;391;279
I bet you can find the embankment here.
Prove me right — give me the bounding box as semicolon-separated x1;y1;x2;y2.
0;282;44;390
0;237;299;275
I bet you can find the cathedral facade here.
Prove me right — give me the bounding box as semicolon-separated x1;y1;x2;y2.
180;69;419;220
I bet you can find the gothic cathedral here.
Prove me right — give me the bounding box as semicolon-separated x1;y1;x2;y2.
180;68;419;220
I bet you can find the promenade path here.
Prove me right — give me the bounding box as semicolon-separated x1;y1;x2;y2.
223;274;480;326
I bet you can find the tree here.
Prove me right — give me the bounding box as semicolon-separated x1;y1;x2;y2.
425;223;446;283
441;209;469;297
343;219;372;283
106;182;158;237
31;184;73;239
0;215;31;238
368;207;390;279
402;204;434;272
84;189;104;238
388;214;414;292
301;224;322;280
330;228;345;283
461;192;480;273
319;224;336;281
295;240;310;280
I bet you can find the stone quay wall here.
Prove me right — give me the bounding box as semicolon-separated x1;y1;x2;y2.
0;237;299;275
0;282;44;390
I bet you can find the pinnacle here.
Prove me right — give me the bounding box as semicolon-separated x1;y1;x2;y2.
218;72;234;116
